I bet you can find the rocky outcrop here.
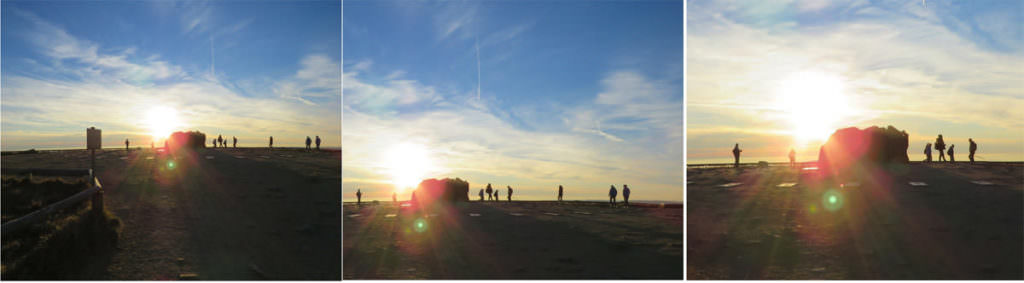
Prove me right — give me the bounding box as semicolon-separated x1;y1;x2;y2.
413;178;470;205
818;126;909;178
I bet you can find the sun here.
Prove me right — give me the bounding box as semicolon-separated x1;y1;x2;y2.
777;71;852;145
384;142;434;194
144;106;181;140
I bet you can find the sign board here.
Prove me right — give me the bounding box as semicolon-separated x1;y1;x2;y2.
87;127;102;149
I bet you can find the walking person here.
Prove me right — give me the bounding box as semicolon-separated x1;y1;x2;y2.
947;144;955;163
218;135;224;148
213;139;217;148
558;185;564;202
233;136;237;148
486;184;493;201
507;186;513;202
479;189;485;201
788;148;796;167
924;143;933;162
732;143;742;168
623;184;631;207
356;189;362;205
315;136;321;150
609;185;618;207
969;138;977;163
125;138;130;151
935;135;946;162
305;136;312;150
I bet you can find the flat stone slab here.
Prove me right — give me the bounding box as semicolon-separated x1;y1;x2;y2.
801;167;819;171
908;182;928;187
469;213;481;217
346;214;361;218
384;214;397;218
145;156;154;160
574;211;592;215
260;155;270;159
718;182;742;188
971;180;994;186
543;212;560;216
777;182;797;188
509;213;525;216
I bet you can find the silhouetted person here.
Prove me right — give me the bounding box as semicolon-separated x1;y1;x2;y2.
507;186;513;202
212;139;217;148
495;188;501;202
486;183;494;201
786;147;794;166
479;189;485;201
315;136;321;150
305;136;312;150
356;189;362;205
622;184;631;207
269;136;274;149
558;185;564;202
947;145;955;162
969;138;977;163
935;135;946;162
393;192;397;203
609;185;618;207
924;143;933;162
222;140;227;147
233;136;237;148
218;135;223;147
125;139;130;151
732;143;742;167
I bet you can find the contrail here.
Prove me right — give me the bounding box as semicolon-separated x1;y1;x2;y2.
475;36;481;100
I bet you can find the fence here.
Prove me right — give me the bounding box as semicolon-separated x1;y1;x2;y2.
1;168;104;236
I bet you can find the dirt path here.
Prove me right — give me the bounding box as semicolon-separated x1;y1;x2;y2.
2;148;341;280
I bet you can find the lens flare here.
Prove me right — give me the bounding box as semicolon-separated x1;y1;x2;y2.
822;189;843;212
167;161;176;169
413;218;427;233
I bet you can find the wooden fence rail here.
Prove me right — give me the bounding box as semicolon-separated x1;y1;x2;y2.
1;169;103;236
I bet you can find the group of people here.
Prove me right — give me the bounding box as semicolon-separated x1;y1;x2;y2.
479;184;514;202
210;135;238;148
924;135;978;163
305;136;322;150
608;184;631;207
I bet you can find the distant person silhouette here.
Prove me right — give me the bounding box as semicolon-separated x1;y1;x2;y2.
223;140;227;148
305;136;312;150
269;136;274;149
558;185;564;202
732;143;742;168
935;135;946;162
486;183;494;201
212;139;217;148
623;184;631;207
479;189;485;201
969;138;977;163
356;189;362;205
218;135;223;147
315;136;321;150
393;192;397;203
495;188;501;202
507;186;513;202
125;139;130;151
609;185;618;207
924;143;933;162
947;144;955;162
233;136;237;148
788;148;796;167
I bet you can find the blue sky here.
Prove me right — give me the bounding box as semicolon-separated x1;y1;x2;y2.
687;0;1023;163
343;0;684;201
2;0;341;150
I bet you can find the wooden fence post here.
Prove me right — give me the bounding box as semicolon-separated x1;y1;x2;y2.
91;176;103;216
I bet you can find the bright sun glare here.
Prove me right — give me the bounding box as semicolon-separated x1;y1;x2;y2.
778;71;852;145
144;106;181;140
385;142;434;194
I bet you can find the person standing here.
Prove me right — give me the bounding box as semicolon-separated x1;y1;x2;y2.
609;185;618;207
732;143;742;168
486;184;494;201
924;143;933;162
479;189;485;201
125;138;130;151
218;135;224;147
269;136;274;149
969;138;977;163
622;184;631;207
315;136;321;150
507;186;513;202
935;135;946;162
356;189;362;205
947;144;955;163
233;136;237;148
305;136;312;150
558;185;564;202
788;148;796;167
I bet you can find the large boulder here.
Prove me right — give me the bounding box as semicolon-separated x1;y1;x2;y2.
168;131;207;151
412;178;470;205
818;126;909;178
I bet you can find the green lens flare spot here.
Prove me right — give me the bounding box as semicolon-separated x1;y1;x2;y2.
413;218;427;233
823;189;843;212
167;161;176;169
